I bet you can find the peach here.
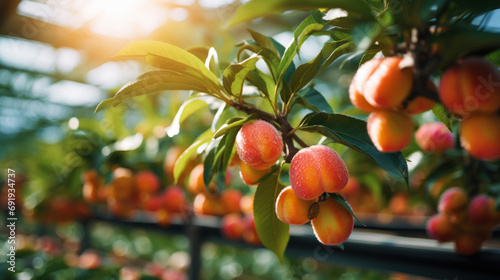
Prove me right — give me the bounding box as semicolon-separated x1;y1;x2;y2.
460;113;500;160
349;58;382;112
163;186;187;213
156;209;172;227
275;186;316;225
221;213;244;241
144;195;164;212
240;195;254;215
164;146;183;178
242;214;261;246
389;193;410;215
239;161;270;186
439;57;500;116
415;122;454;154
221;189;243;214
426;214;457;242
236;120;283;170
78;250;102;269
454;233;483;256
188;164;230;194
404;96;437;114
311;197;354;245
438;187;469;215
289;145;349;200
110;167;135;200
82;180;100;203
363;57;414;109
367;110;414;152
468;194;500;225
135;170;160;193
193;193;225;216
339;177;360;198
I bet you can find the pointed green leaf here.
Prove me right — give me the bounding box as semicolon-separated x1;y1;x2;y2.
254;172;289;263
432;103;454;132
293;87;333;113
248;29;280;57
223;56;260;97
173;129;214;184
299;112;409;186
204;128;239;190
247;68;276;99
166;97;209;137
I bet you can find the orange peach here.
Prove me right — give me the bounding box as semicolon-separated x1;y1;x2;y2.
311;197;354;245
193;193;225;216
78;250;102;269
367;110;414;152
415;122;454;154
110;167;135;200
460;113;500;160
221;189;243;214
240;195;254;215
187;164;208;194
135;170;160;193
454;233;483;256
349;58;382;112
289;145;349;200
363;57;414;109
404;96;437;114
438;187;468;215
221;213;244;241
426;214;457;242
439;57;500;116
236;120;283;170
239;161;270;186
389;193;410;215
275;186;316;225
163;186;187;214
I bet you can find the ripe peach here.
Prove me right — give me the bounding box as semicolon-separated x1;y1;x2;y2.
289;145;349;200
193;193;225;216
163;186;187;213
221;189;243;214
239;161;270;186
339;177;360;198
438;187;469;215
188;164;209;194
144;195;164;212
110;167;135;200
242;214;261;246
439;57;500;116
135;170;160;193
221;213;244;241
388;193;410;215
367;110;414;152
426;214;457;242
468;194;500;225
311;197;354;245
363;56;414;109
236;120;283;170
454;233;483;256
460;113;500;160
404;96;437;115
82;180;100;203
349;58;382;112
240;194;254;215
164;146;183;178
275;186;316;225
415;122;454;154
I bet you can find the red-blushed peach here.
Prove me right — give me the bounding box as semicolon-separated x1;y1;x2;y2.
454;233;483;256
242;214;261;246
363;56;414;109
439;57;500;116
289;145;349;200
426;214;457;242
468;194;500;225
236;120;283;170
460;113;500;160
135;170;160;193
438;187;469;215
349;58;382;112
415;122;454;154
275;186;316;225
221;189;243;214
221;213;244;241
163;186;187;213
311;197;354;245
367;110;414;152
144;195;164;212
239;161;270;186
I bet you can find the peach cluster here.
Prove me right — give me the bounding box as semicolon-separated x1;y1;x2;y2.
426;187;500;255
275;145;354;246
349;56;436;152
439;57;500;160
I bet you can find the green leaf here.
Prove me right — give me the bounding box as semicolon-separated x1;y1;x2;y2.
254;172;289;263
173;129;214;184
204;128;239;190
247;68;276;99
432;103;454;132
237;41;281;80
95;71;210;112
293;87;333;113
228;0;375;27
317;41;355;74
299;112;409;186
166;97;209;137
248;29;280;58
213;115;259;139
223;56;260;97
328;193;365;226
114;41;221;87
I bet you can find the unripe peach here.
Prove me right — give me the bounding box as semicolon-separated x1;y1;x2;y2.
163;186;187;213
349;58;382;112
239;161;270;186
311;197;354;246
454;233;483;256
438;187;468;215
439;57;500;116
135;170;160;193
275;186;316;225
221;189;243;214
468;194;500;225
460;113;500;160
221;213;244;241
415;122;454;154
426;214;457;242
236;120;283;170
367;110;414;152
289;145;349;200
363;57;414;109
